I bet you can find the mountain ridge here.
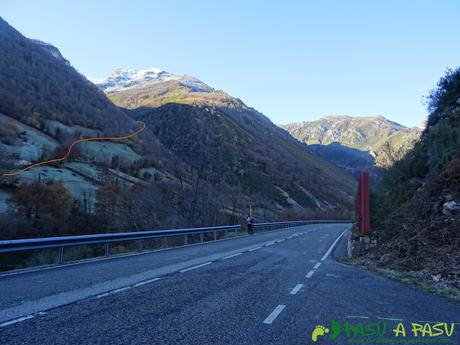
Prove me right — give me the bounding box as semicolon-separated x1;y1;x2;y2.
0;18;355;239
90;68;213;93
95;68;356;213
282;115;422;176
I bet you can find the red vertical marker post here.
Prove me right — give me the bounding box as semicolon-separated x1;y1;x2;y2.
356;172;370;235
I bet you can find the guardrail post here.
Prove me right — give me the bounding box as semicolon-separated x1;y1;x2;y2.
200;232;204;243
213;231;217;241
138;239;144;252
163;237;168;248
184;234;188;245
104;242;110;257
58;247;64;264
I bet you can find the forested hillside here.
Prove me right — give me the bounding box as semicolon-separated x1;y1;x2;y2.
0;18;136;133
365;68;460;291
103;74;356;217
0;17;355;240
0;17;188;238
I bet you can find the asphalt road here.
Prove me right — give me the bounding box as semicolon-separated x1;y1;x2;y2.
0;223;458;345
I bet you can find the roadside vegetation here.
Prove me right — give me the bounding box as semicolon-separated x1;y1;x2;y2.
354;67;460;296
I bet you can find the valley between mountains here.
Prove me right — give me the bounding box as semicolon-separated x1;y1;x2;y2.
0;17;420;240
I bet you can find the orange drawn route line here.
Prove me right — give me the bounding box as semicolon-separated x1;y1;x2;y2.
2;120;146;177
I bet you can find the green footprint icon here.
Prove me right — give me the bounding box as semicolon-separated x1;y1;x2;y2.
311;325;330;342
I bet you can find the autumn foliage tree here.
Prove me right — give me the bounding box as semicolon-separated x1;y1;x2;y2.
8;181;76;235
96;183;123;225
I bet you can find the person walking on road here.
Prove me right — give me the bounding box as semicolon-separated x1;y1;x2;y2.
246;215;254;235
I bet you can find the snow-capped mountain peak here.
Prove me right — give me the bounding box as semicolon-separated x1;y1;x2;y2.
89;68;212;93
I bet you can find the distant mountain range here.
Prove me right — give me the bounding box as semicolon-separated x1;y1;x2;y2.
0;17;355;236
91;69;422;180
282;115;423;177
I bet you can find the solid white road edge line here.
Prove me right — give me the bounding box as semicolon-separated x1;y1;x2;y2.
263;305;286;324
112;287;131;294
0;315;35;328
313;262;321;270
320;230;346;262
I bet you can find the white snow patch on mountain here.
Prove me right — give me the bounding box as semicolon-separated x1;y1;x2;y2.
89;68;213;93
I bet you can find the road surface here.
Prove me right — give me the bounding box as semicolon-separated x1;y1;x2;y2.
0;223;458;344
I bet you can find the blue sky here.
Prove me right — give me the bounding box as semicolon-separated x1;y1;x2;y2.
1;0;459;127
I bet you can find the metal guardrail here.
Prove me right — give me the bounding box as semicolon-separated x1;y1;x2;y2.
253;220;351;231
0;220;351;267
0;225;241;264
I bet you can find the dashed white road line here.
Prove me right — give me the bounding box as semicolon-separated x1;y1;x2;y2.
263;305;286;324
306;270;315;278
313;262;321;270
249;246;262;252
96;285;133;299
133;277;161;287
265;242;275;247
223;252;243;259
290;284;304;295
180;261;212;273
